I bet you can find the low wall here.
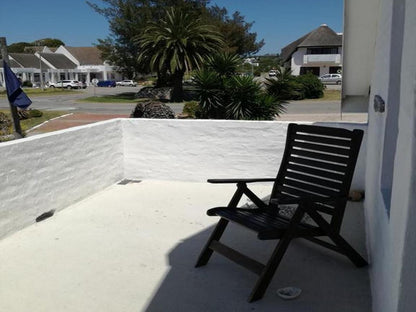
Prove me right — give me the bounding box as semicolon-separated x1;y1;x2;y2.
0;120;124;239
123;119;367;190
0;118;367;239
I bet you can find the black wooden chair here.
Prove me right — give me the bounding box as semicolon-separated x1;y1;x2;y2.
195;123;368;302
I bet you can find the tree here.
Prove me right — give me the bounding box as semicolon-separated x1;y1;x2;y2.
88;0;265;78
204;6;265;56
137;7;224;102
7;38;65;53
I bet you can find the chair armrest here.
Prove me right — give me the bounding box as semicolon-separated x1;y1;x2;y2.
207;178;276;184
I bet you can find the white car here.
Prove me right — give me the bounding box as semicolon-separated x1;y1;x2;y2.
49;80;81;89
318;74;342;85
116;80;137;87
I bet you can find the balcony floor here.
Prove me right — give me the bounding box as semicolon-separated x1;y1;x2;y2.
0;180;371;312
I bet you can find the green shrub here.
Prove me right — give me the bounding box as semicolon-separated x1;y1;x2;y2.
294;73;324;99
28;109;43;118
22;80;33;87
182;101;201;118
0;112;12;135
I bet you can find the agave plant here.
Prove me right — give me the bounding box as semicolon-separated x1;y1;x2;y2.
205;52;241;78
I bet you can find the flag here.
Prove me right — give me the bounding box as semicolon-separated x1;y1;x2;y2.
3;60;32;109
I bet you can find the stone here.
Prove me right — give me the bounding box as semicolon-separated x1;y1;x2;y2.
130;101;175;119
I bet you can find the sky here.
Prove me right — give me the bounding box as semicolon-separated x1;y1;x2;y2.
0;0;343;55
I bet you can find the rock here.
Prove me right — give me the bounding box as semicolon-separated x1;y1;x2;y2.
130;101;175;119
136;87;172;100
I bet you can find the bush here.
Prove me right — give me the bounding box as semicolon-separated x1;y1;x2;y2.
0;112;12;136
182;101;201;118
22;80;33;87
294;73;324;99
28;109;43;118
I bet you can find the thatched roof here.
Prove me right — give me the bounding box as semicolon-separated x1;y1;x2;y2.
280;25;342;63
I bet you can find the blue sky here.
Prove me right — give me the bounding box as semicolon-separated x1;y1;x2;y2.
0;0;343;55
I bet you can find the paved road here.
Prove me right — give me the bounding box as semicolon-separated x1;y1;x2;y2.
1;85;342;116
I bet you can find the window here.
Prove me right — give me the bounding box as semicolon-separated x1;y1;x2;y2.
307;47;339;54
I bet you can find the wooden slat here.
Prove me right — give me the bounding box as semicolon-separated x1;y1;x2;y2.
282;179;340;197
288;156;347;173
285;171;342;190
291;149;350;164
278;185;329;199
292;141;351;156
286;163;345;181
210;241;265;275
292;133;351;147
295;124;353;138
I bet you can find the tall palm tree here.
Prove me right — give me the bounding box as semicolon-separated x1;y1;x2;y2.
137;7;224;102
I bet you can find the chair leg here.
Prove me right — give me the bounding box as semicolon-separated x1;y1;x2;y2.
249;206;305;302
328;232;368;267
195;218;229;267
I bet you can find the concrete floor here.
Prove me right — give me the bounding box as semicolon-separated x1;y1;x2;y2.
0;180;371;312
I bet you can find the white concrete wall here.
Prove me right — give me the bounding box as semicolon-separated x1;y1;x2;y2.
360;0;416;311
342;0;379;97
122;119;367;190
0;120;124;239
291;48;307;75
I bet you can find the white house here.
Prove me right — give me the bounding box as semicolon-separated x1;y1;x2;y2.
281;24;342;76
55;46;121;85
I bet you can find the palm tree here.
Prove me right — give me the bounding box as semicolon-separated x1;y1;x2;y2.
137;7;224;102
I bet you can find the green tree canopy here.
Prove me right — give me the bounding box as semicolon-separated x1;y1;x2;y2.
137;7;224;101
88;0;264;78
7;38;65;53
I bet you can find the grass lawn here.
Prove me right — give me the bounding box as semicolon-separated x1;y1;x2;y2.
314;89;341;101
78;92;140;103
0;109;67;132
0;88;83;97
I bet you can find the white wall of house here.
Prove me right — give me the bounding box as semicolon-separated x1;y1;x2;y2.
342;0;379;113
290;47;342;76
357;0;416;311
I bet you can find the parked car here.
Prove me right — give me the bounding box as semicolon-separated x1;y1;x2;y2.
318;74;342;84
268;70;277;77
79;81;87;89
116;80;137;87
48;80;81;89
97;80;116;87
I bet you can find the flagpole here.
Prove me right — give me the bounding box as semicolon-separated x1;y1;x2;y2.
0;37;23;138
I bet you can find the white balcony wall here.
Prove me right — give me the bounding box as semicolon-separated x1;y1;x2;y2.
0;120;124;239
122;119;367;189
0;119;367;241
303;54;341;64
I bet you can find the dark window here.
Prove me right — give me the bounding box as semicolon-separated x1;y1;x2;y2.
329;66;342;74
307;47;339;54
300;67;320;76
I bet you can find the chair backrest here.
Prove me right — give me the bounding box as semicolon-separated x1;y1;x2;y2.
270;123;364;232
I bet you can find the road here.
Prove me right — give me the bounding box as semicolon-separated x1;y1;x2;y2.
1;85;343;116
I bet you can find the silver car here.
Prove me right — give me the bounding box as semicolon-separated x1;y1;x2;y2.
319;74;342;85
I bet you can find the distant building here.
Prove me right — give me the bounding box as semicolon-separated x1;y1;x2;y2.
0;46;121;87
280;24;342;76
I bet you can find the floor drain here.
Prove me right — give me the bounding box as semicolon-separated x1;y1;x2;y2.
118;179;142;185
